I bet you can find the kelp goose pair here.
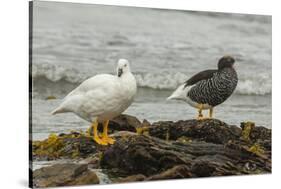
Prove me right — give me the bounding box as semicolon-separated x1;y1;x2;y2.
52;56;238;145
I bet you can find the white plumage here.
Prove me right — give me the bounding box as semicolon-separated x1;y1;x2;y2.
52;59;137;145
167;84;211;110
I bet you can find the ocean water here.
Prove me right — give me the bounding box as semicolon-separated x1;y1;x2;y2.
31;1;272;141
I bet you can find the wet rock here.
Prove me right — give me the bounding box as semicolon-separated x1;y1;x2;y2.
189;157;246;177
118;174;146;183
108;114;142;133
32;118;271;181
148;119;241;144
80;154;102;169
100;130;271;177
33;163;99;187
142;119;151;127
32;131;138;161
251;126;271;140
32;132;105;160
147;165;192;180
100;134;193;176
111;131;138;138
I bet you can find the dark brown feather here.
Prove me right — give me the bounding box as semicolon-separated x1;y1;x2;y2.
184;69;217;87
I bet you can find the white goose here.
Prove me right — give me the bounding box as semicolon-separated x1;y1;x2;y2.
52;59;137;145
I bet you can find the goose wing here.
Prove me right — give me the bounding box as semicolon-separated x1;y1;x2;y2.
184;69;217;87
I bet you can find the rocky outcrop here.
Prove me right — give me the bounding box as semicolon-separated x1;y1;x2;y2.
148;119;241;144
117;165;192;182
32;115;271;185
100;130;271;177
32;115;143;161
33;163;99;187
147;165;192;180
32;132;102;161
107;114;143;133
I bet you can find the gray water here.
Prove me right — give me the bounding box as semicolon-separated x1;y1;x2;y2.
31;1;272;141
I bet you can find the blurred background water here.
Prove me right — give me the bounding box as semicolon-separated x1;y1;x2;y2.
31;1;272;141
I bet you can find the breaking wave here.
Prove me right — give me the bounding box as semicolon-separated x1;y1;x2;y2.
32;63;271;96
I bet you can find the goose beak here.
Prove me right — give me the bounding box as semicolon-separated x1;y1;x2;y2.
118;68;123;77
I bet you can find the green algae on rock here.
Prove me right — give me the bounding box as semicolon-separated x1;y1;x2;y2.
32;132;100;160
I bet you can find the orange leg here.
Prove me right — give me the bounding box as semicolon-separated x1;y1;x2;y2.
92;119;107;145
197;104;204;120
101;120;115;145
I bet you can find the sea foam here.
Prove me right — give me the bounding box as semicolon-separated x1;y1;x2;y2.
32;63;271;96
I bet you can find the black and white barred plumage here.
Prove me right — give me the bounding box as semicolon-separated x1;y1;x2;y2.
167;56;238;110
187;68;238;106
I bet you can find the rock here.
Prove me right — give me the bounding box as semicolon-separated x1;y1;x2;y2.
148;119;241;144
108;114;142;133
32;131;139;161
111;131;138;138
32;132;105;160
32;118;271;181
33;163;99;187
250;126;271;141
147;165;192;180
239;122;271;158
80;154;102;169
142;119;151;127
190;156;239;177
100;134;193;176
117;174;146;183
100;130;271;177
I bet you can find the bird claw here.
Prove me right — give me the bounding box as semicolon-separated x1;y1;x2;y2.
93;137;108;145
197;116;204;120
102;136;116;144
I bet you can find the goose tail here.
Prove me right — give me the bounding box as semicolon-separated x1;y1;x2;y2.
51;106;66;115
167;84;187;100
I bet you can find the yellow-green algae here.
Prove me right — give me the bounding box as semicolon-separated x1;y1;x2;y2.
249;143;265;157
176;136;192;143
241;121;255;141
33;133;63;159
33;131;91;159
136;126;149;136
